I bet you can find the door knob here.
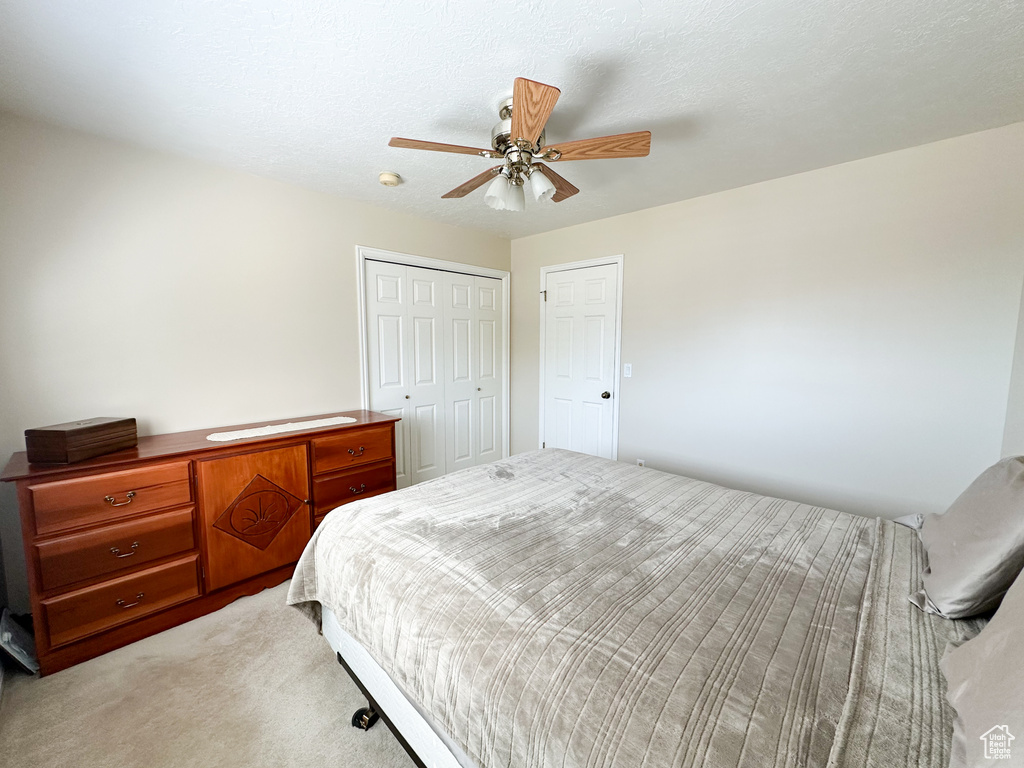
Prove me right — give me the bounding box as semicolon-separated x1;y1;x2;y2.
601;391;611;399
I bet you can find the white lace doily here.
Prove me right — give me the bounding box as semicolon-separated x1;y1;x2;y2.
206;416;358;442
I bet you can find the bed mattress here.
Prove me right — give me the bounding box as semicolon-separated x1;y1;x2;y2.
289;449;981;768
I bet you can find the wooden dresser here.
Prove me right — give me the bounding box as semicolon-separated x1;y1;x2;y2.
0;410;399;675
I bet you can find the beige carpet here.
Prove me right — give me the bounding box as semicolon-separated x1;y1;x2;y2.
0;583;416;767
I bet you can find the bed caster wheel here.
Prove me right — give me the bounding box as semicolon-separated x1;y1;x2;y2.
352;706;379;730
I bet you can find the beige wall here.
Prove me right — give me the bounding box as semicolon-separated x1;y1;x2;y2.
512;122;1024;521
1002;272;1024;455
4;111;1023;610
0;112;510;610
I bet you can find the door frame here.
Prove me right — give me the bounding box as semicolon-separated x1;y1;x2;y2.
356;245;511;461
538;254;624;459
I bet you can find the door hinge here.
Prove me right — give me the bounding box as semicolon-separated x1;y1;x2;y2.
541;290;547;302
542;441;546;448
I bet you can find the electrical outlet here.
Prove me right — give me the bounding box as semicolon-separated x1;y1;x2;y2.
636;458;645;467
624;363;632;378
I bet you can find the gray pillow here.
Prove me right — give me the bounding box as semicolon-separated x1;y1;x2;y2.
941;569;1024;767
910;456;1024;618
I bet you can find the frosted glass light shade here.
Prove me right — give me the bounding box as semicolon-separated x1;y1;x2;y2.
506;183;526;212
529;169;556;202
484;176;509;210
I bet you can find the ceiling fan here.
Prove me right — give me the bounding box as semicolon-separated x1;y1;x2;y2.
388;77;651;211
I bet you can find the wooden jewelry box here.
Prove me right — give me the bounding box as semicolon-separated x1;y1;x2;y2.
25;418;139;465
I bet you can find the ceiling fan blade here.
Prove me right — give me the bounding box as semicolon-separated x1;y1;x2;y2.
541;131;651;161
442;166;504;198
511;78;560;148
534;164;579;203
389;137;491;156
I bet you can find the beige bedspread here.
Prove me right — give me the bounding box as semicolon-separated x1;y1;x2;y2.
288;449;973;768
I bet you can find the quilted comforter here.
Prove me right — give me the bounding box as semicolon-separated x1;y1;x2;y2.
288;449;979;768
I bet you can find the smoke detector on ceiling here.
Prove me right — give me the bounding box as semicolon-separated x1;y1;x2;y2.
378;171;402;187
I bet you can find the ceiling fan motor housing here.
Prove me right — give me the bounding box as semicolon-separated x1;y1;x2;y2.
492;120;546;154
491;96;546;155
504;149;534;185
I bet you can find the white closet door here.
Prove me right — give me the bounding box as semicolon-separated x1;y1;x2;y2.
406;267;447;484
365;261;447;487
443;274;503;473
473;276;503;465
364;261;409;485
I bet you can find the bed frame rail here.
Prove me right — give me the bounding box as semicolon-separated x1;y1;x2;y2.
336;651;428;768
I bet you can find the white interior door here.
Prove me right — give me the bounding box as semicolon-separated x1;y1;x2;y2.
542;262;621;458
365;261;446;487
443;273;503;474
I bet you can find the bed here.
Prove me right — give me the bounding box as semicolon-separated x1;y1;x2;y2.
287;448;984;768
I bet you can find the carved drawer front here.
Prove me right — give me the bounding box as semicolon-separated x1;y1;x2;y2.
196;443;311;592
35;506;196;592
42;555;200;649
29;462;192;536
312;462;396;521
312;425;392;475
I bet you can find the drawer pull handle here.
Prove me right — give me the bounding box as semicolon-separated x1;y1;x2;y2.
110;542;140;558
348;446;366;458
350;484;366;495
104;491;136;507
116;592;145;609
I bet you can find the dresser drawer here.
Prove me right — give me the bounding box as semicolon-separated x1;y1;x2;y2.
312;426;393;475
312;462;395;519
35;506;196;592
29;462;192;536
42;555;200;648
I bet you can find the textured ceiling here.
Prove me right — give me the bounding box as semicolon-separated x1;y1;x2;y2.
1;1;1022;239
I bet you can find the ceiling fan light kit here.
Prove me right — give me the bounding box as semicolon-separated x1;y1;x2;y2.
484;174;510;210
505;180;526;212
529;167;556;202
388;77;651;211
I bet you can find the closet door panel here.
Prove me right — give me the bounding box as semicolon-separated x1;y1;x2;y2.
475;277;504;463
443;273;478;474
451;318;472;383
412;317;439;385
375;315;404;390
478;394;499;461
366;262;411;486
478;318;497;381
413;403;443;476
377;407;408;486
365;262;446;488
405;267;447;485
451;398;473;463
367;264;407;395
